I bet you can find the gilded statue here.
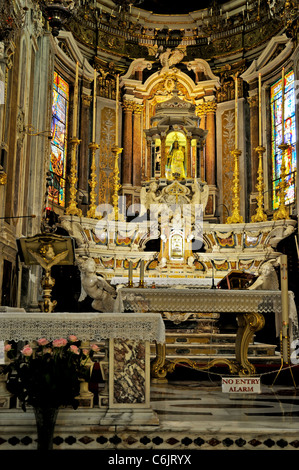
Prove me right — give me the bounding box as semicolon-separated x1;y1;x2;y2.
166;140;186;180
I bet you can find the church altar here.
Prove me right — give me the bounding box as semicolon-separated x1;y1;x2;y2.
0;311;165;425
115;288;298;377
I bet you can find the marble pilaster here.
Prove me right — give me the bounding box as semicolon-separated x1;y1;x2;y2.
205;101;217;187
122;100;134;187
248;93;259;218
100;338;159;425
78;93;92;212
132;103;143;188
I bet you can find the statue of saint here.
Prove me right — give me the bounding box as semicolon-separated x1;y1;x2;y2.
166;140;186;180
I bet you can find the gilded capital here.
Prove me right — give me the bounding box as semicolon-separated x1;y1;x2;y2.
81;94;92;107
248;95;258;108
205;101;217;114
0;170;7;185
133;103;144;114
196;104;207;117
122;100;135;112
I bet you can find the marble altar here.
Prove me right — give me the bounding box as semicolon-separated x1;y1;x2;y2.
0;311;165;425
115;288;298;377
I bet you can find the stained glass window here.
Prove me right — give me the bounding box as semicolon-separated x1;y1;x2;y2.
270;69;296;210
48;71;69;207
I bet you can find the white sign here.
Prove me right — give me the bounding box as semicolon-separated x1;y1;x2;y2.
0;341;5;364
222;377;261;394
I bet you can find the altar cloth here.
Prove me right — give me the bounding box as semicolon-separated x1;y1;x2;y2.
0;312;165;344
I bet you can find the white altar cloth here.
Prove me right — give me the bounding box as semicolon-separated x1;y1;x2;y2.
114;288;298;341
0;312;165;344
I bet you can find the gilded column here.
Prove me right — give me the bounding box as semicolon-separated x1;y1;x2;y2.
122;100;134;186
205;100;217;186
132;103;143;187
248;94;259;216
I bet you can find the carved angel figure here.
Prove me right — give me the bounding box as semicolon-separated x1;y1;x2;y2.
28;244;69;271
158;47;185;74
247;260;279;291
78;257;116;312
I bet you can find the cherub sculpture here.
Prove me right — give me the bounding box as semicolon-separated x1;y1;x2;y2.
78;257;116;312
247;260;279;290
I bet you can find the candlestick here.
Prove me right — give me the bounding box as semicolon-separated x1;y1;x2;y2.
258;73;262;146
92;68;96;143
281;67;285;144
139;259;145;287
87;142;100;219
273;142;290;220
128;260;133;287
115;74;119;147
280;254;289;363
234;76;238;150
251;145;267;222
65;137;82;216
226;149;243;224
72;62;79;137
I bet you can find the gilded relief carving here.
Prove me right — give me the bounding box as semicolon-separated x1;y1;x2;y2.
221;109;235;221
98;107;116;206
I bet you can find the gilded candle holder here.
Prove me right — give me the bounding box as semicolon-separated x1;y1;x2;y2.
273;143;290;220
65;137;82;217
251;145;267;222
87;142;100;219
226;148;243;224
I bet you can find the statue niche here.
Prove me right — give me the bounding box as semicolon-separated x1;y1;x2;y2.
144;86;207;181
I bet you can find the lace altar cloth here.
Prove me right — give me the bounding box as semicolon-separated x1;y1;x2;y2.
114;288;298;341
0;312;165;344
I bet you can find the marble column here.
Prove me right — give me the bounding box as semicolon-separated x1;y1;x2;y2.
132;103;143;187
196;104;206;180
78;93;92;212
122;100;134;186
248;94;259;217
205;100;217;186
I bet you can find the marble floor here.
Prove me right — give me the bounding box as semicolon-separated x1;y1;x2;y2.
1;371;299;454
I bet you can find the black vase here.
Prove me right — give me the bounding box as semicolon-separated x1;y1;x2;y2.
33;407;59;450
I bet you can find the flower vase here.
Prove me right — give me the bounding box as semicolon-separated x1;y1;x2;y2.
33;407;58;451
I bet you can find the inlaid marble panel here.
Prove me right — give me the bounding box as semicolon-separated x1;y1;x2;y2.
113;339;146;404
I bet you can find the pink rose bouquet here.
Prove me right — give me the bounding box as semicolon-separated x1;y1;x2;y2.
1;336;99;411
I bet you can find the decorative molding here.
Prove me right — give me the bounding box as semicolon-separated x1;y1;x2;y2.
241;34;293;82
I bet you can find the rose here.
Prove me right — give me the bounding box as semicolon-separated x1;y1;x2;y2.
43;347;53;355
69;345;80;355
82;349;90;356
21;345;33;357
37;338;49;346
90;343;100;352
4;344;12;352
52;338;68;348
68;335;78;342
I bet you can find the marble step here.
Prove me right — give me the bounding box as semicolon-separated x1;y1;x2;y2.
165;333;236;344
162;353;281;364
151;341;277;357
